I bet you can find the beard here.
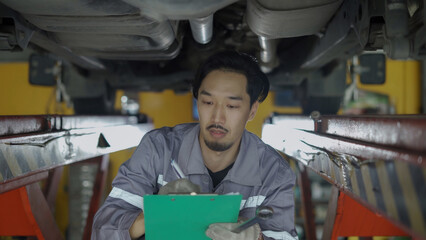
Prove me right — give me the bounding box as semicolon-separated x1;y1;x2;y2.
204;139;233;152
204;124;232;152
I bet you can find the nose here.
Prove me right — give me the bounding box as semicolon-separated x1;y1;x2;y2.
211;104;225;124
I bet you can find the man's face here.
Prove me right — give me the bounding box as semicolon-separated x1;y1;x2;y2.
197;70;258;152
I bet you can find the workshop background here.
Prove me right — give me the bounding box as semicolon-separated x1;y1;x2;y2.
0;54;424;240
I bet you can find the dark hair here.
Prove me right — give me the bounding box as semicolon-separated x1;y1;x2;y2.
192;51;269;106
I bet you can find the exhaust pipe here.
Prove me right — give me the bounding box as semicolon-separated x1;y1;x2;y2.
258;36;278;73
189;14;214;44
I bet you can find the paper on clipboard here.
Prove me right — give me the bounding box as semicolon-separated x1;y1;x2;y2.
144;194;242;240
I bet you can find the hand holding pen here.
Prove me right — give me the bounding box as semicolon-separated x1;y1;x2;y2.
158;160;200;194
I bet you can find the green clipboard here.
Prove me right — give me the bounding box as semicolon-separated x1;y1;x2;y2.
144;194;242;240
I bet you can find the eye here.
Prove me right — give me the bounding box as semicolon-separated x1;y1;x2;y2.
227;105;239;109
202;100;213;105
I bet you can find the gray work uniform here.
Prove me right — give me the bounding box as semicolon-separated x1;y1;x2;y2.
92;123;297;240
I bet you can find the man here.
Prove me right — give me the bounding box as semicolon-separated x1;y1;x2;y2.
92;51;297;240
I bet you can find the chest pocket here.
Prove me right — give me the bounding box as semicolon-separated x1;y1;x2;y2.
156;158;180;189
156;139;181;189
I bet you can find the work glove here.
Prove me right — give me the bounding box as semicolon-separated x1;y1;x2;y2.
205;221;262;240
158;178;201;195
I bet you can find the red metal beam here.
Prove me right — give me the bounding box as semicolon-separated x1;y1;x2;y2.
0;115;139;137
319;115;426;153
27;182;64;240
43;167;64;212
83;155;109;240
0;171;48;194
262;114;426;239
298;165;317;240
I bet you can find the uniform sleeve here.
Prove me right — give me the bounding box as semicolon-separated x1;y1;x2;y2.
260;159;298;240
92;133;162;240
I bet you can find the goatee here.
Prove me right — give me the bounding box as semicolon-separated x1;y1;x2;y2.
204;139;233;152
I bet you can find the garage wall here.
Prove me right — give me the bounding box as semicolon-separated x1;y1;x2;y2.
358;60;422;114
0;62;73;115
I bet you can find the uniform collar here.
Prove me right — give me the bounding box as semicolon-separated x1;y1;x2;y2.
178;124;208;175
225;130;262;186
178;124;262;186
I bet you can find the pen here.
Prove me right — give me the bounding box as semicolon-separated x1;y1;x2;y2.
171;159;187;179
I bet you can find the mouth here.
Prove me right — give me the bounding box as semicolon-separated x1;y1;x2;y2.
207;124;228;138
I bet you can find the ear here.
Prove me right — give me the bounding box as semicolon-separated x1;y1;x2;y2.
248;101;259;121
